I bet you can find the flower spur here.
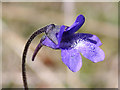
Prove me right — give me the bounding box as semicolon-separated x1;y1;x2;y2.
22;14;105;89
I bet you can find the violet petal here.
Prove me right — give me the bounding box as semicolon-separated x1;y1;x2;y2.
42;36;58;49
76;41;105;63
64;15;85;34
57;25;65;46
78;33;102;46
60;33;102;49
61;49;82;72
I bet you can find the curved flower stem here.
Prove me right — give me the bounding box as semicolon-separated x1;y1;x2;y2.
22;28;46;90
22;24;54;90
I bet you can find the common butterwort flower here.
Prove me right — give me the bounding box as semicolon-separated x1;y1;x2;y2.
22;14;105;89
32;14;105;72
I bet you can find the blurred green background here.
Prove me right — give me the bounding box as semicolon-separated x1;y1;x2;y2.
2;2;118;88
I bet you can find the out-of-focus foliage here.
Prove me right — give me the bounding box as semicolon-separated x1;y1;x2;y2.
2;2;118;88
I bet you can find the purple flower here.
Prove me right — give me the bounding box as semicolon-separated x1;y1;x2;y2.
32;15;105;72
